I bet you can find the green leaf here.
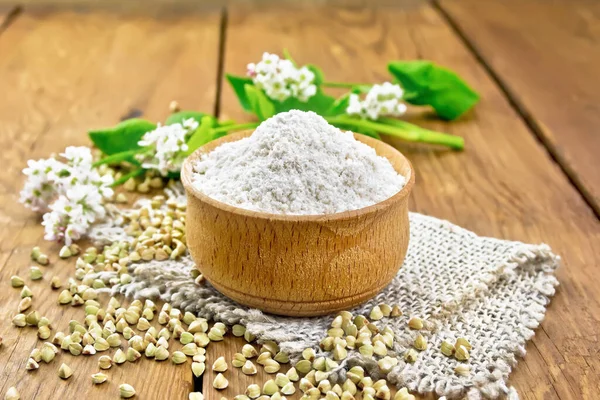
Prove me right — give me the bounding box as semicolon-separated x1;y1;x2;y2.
226;74;254;112
307;64;325;86
245;84;276;121
166;171;181;180
166;111;213;126
388;61;479;120
272;89;336;116
326;93;351;116
186;116;217;155
88;118;156;157
213;129;230;140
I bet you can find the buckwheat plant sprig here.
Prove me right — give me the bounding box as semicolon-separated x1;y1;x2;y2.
227;50;476;150
87;107;258;188
247;52;317;102
135;118;199;176
20;146;115;244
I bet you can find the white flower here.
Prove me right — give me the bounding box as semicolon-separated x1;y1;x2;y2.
182;119;199;130
41;184;109;245
247;52;317;103
346;94;363;116
136;118;198;176
55;146;115;198
61;146;94;166
20;146;114;244
67;185;107;221
42;195;89;245
346;82;407;120
19;158;67;212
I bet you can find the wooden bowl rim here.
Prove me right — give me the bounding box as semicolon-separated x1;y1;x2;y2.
181;129;415;222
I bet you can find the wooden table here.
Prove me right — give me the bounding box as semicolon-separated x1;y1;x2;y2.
1;1;598;399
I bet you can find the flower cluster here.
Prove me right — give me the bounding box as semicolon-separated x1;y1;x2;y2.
346;82;407;120
136;118;198;176
20;146;114;244
247;52;317;102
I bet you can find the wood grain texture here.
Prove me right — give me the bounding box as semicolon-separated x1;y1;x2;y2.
0;7;221;399
0;5;17;25
183;130;414;316
218;3;600;399
2;2;599;400
437;0;600;217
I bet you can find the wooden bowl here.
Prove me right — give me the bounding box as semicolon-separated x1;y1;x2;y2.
181;130;415;316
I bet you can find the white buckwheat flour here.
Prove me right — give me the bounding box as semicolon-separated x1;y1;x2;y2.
192;110;405;215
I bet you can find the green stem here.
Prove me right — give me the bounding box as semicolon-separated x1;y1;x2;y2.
217;119;237;127
212;122;260;134
111;168;144;187
283;48;298;67
322;81;371;89
92;148;148;167
327;116;464;150
185;116;214;155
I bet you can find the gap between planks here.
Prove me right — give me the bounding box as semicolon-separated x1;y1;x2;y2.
0;7;223;399
431;0;600;221
0;5;21;34
213;6;228;119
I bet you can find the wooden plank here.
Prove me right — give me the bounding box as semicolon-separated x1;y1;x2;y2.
218;3;600;400
0;5;18;23
0;7;221;399
436;0;600;217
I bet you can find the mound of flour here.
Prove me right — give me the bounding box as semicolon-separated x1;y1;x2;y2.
192;110;406;215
